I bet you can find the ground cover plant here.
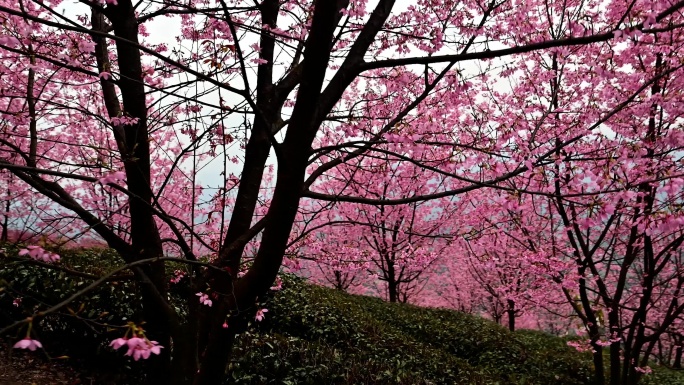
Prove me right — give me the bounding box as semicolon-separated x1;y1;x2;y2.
2;249;684;384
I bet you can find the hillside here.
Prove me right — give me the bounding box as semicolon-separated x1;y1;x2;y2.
233;276;680;385
1;248;683;384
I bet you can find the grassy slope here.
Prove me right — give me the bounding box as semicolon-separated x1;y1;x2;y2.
232;276;684;385
231;276;595;384
2;247;683;384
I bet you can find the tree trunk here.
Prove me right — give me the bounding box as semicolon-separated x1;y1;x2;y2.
167;321;199;385
388;281;398;303
609;341;622;385
1;198;8;242
592;345;605;385
194;323;237;385
106;1;175;382
674;345;683;369
194;1;344;381
506;299;515;332
334;270;345;290
2;178;9;242
140;279;172;385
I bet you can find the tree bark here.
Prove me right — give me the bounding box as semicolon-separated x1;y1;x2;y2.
506;299;515;332
104;1;174;382
388;281;398;303
674;345;683;369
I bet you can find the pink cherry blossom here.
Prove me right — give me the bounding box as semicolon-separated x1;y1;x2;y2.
110;116;140;126
98;171;126;185
0;35;20;48
634;366;652;374
13;338;43;351
255;308;268;322
110;336;163;361
170;269;185;284
18;245;60;263
567;340;596;354
269;277;282;291
109;337;128;350
77;40;96;53
3;0;684;382
128;340;163;361
196;292;212;307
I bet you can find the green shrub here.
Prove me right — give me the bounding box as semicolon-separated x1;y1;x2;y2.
0;245;145;383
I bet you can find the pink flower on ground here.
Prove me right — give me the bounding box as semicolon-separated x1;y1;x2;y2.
222;321;229;328
12;297;22;307
255;308;268;322
196;292;212;307
13;338;43;351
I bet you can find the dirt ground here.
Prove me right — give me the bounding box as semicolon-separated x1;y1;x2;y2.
0;347;80;385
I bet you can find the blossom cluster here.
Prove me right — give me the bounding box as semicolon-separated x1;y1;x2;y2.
98;171;126;185
566;339;596;353
197;292;213;307
170;269;186;284
634;366;652;375
19;245;60;263
110;337;163;361
270;277;283;291
110;116;140;126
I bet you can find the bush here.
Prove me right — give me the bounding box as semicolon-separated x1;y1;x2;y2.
0;245;145;383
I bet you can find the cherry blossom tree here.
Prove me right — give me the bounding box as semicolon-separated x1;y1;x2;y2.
461;12;684;380
300;229;370;292
298;153;456;302
1;0;684;384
